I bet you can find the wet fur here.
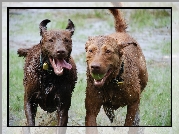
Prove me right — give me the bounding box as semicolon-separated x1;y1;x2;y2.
18;19;77;127
85;9;148;132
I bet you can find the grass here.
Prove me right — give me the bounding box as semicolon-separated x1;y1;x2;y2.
149;41;171;55
69;73;86;126
140;61;171;126
129;9;171;31
9;51;25;126
9;9;108;37
8;8;172;44
73;52;86;67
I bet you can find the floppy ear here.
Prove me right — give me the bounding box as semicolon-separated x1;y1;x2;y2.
85;36;94;52
39;19;51;36
118;42;137;56
66;19;75;36
119;42;137;49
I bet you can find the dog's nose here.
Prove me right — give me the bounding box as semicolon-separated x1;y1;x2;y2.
57;49;66;55
91;63;101;71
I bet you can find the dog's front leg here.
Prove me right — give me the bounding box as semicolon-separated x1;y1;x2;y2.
55;93;69;127
85;114;99;134
124;99;140;126
85;91;102;134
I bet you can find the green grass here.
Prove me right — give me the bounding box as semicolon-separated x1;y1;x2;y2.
9;9;171;33
161;41;171;55
140;61;171;126
129;9;171;31
73;52;86;66
9;51;25;125
9;9;108;37
69;73;86;126
149;41;171;55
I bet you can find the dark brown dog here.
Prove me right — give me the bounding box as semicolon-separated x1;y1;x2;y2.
85;9;148;132
17;19;77;128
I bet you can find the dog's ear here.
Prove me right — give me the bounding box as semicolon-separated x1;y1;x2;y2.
119;42;137;50
39;19;51;36
85;36;94;52
118;42;137;56
66;19;75;36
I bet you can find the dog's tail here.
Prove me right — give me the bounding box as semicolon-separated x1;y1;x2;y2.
17;48;31;57
109;9;127;32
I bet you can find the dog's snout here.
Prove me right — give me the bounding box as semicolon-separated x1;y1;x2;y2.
91;63;101;71
57;49;66;55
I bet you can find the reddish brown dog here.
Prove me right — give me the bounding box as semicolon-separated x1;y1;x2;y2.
85;9;148;132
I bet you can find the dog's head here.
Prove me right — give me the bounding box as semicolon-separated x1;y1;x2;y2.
85;35;128;88
39;19;75;76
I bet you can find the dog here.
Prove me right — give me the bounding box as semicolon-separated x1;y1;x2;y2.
17;19;77;129
85;9;148;133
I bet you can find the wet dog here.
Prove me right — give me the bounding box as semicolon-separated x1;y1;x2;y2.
18;19;77;127
85;9;148;133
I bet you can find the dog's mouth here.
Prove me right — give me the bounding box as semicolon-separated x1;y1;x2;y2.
91;69;112;87
49;57;72;76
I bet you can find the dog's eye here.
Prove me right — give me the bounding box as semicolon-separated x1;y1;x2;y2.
64;38;69;43
106;49;111;53
49;39;53;42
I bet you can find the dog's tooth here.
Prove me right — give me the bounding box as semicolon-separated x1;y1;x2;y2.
60;68;63;73
53;58;55;65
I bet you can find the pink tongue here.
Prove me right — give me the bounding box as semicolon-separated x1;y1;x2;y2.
56;59;72;70
49;57;72;70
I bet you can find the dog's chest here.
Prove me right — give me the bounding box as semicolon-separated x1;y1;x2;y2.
102;84;130;108
36;90;57;112
35;71;72;112
103;88;126;106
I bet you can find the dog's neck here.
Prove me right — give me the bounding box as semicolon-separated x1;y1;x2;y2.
113;61;124;85
40;52;53;74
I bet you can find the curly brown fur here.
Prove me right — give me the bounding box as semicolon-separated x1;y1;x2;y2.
18;19;77;127
85;9;148;132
